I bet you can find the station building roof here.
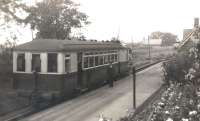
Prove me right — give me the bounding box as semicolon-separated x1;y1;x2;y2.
14;39;125;52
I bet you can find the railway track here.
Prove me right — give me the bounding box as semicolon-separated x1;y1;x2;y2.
0;59;168;121
0;106;34;121
135;58;169;72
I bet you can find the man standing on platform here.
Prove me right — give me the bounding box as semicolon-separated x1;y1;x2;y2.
107;62;114;87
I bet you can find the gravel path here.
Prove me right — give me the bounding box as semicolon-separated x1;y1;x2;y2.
22;63;163;121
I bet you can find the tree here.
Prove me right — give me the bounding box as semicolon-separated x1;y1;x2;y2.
0;0;29;45
25;0;90;40
110;37;121;44
0;0;26;23
161;33;177;46
0;39;16;64
150;31;163;39
150;31;177;46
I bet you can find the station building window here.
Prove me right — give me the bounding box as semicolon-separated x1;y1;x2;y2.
17;53;25;72
32;54;41;72
65;54;70;73
47;53;57;72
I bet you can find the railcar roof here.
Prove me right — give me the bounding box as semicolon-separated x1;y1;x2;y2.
14;39;125;52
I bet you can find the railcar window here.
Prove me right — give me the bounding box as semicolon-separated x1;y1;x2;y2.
83;50;118;69
99;56;104;65
84;57;89;68
47;53;57;72
95;56;99;66
114;54;118;62
108;55;112;63
104;55;108;64
65;54;70;73
65;54;70;58
89;57;94;67
65;59;70;73
111;54;115;63
32;54;41;72
17;53;25;72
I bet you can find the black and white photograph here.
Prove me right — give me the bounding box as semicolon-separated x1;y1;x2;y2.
0;0;200;121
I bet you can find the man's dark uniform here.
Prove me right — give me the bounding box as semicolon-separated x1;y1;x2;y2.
107;64;114;87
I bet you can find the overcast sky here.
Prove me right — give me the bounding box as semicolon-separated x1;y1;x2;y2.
73;0;200;43
1;0;200;44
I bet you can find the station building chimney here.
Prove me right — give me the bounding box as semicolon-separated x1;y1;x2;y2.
194;18;199;27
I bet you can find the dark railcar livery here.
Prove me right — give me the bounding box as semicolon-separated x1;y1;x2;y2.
13;39;130;99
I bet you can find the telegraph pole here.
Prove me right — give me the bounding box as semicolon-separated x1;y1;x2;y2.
131;37;134;62
132;67;136;109
148;36;151;60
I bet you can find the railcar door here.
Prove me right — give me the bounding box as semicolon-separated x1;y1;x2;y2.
77;52;83;89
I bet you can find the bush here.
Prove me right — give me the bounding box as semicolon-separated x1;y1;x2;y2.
0;41;14;89
162;52;193;84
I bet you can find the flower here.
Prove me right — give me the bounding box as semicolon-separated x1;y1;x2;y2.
185;68;196;80
158;102;164;106
166;118;173;121
175;106;180;110
182;118;189;121
189;110;197;115
194;62;200;70
197;104;200;110
165;111;169;114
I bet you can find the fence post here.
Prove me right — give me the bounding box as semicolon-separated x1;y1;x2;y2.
132;67;136;109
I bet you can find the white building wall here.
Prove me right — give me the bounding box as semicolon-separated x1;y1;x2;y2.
58;53;64;74
25;52;32;73
13;51;17;72
70;52;77;72
41;53;47;73
13;51;78;74
119;49;128;62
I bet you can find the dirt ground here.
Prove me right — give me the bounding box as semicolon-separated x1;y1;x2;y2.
132;46;175;67
22;63;163;121
0;89;29;116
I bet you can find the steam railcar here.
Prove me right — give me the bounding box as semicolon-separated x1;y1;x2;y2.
13;39;129;98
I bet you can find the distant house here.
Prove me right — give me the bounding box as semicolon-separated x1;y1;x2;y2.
183;29;192;40
178;18;200;51
142;39;162;46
